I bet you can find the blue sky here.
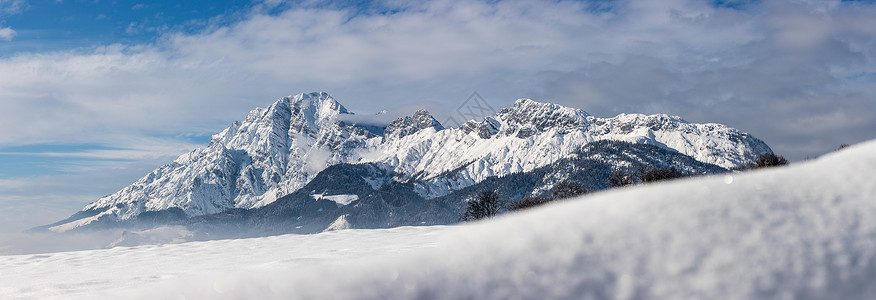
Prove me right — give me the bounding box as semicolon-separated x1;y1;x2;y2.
1;0;876;233
0;0;251;53
0;0;246;180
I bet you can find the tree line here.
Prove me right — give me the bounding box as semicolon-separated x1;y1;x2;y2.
461;152;791;222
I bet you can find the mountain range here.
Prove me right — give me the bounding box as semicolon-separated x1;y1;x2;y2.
42;92;773;236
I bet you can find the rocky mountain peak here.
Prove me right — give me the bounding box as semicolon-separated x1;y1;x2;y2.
384;110;444;140
460;116;501;139
287;92;351;136
499;98;591;133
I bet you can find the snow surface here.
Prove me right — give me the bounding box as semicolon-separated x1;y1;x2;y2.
46;212;104;233
0;226;447;299
3;139;875;299
324;214;352;232
312;193;359;206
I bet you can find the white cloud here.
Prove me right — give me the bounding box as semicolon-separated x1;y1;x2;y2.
0;27;14;41
0;0;875;165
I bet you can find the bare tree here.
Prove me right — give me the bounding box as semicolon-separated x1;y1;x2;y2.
754;153;788;168
460;190;503;221
734;153;790;170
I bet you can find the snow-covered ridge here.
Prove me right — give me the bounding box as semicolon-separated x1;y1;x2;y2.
55;92;772;231
383;110;444;140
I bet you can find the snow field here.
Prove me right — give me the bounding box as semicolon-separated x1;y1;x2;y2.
0;226;448;299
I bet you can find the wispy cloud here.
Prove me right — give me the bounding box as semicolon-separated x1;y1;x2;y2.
0;137;202;161
0;0;26;15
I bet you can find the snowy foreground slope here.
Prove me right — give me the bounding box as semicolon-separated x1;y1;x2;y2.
4;140;875;299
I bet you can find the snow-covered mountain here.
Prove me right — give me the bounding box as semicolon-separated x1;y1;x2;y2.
6;140;875;299
46;92;772;232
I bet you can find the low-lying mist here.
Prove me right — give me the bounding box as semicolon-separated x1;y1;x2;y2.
0;226;194;255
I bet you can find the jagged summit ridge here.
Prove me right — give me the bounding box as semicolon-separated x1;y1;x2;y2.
53;92;773;232
384;110;444;140
503;98;591;131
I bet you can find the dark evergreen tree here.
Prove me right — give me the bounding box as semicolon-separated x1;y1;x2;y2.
641;167;684;183
608;171;635;188
509;196;551;211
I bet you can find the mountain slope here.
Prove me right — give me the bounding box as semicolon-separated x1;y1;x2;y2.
59;92;370;229
47;92;773;232
61;140;728;239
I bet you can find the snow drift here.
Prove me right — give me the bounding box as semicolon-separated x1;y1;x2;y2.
3;139;874;299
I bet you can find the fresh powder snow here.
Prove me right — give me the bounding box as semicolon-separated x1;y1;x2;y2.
2;139;874;299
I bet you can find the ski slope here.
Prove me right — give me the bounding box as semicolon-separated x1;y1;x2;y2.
2;139;875;299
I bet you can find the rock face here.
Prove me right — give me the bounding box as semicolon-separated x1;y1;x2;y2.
47;92;773;233
384;110;444;140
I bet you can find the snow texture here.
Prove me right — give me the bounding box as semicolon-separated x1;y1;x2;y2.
54;92;772;231
312;193;359;207
4;139;874;299
323;214;352;232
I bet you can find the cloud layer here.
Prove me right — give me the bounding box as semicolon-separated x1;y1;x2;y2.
1;0;875;231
